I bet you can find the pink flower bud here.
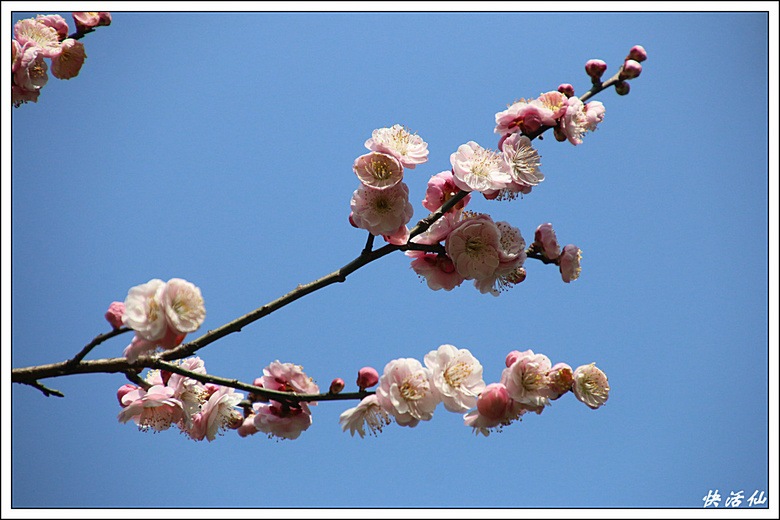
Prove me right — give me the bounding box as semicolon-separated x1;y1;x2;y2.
585;59;607;80
505;350;522;367
116;384;138;406
627;45;647;62
104;301;125;329
329;378;345;394
614;81;630;96
476;383;510;421
356;366;379;390
557;83;575;97
620;59;642;80
237;416;259;437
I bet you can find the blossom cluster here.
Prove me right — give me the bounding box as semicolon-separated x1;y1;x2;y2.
339;344;609;438
117;356;245;441
110;278;206;362
11;12;110;107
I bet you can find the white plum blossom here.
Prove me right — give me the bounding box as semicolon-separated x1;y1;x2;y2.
364;124;429;169
339;394;392;438
424;344;486;413
502;133;544;186
501;349;555;408
572;363;610;409
375;358;440;427
163;278;206;334
122;279;168;341
450;141;512;193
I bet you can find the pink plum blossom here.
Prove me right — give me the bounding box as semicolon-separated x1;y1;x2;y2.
445;214;502;281
585;59;608;80
628;45;647;62
450;141;512;193
620;59;642;79
116;384;139;406
356;367;379;390
422;170;471;213
364;124;429;169
473;221;527;296
559;97;606;145
51;39;86;80
163;278;206;334
559;244;582;283
261;360;320;398
502;349;556;408
187;386;245;442
14;46;48;92
104;301;125;329
547;362;574;400
353;151;404;190
339;395;392;438
409;211;459;246
123;279;168;341
572;363;610;409
72;12;111;32
534;223;561;260
501;133;544;187
409;253;465;292
252;401;313;440
424;344;486;413
463;384;528;437
36;14;69;40
329;378;345;394
166;357;209;423
533;91;569;120
558;83;575;97
13;19;61;58
381;223;410;246
376;358;440;427
494;99;557;136
350;182;414;237
117;384;185;432
237;416;259;437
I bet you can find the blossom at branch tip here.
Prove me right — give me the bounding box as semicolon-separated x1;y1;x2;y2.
422;170;471;213
350;181;414;237
450;141;512;194
117;384;185;432
339;395;391;438
51;39;86;80
424;344;486;413
364;124;429;169
376;358;440;427
572;363;610;409
501;133;544;187
353;151;404;190
559;244;582;283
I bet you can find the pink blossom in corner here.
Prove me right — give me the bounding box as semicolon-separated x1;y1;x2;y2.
559;244;582;283
104;301;125;329
123;279;168;341
14;46;49;92
375;358;440;427
502;349;555;408
450;141;512;194
572;363;610;409
350;182;414;237
494;99;557;136
501;133;544;187
421;170;471;213
339;394;391;438
163;278;206;335
117;385;185;432
424;344;486;413
445;214;502;281
13;19;61;58
36;14;69;40
409;253;465;292
356;367;379;390
353;151;404;190
51;39;86;80
252;401;313;440
364;124;429;169
534;223;561;260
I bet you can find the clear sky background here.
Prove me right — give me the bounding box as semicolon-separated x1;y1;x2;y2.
5;6;777;513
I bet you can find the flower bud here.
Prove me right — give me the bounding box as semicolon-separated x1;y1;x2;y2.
356;366;379;390
505;350;522;368
620;59;642;80
116;384;138;406
585;59;607;81
557;83;575;97
614;81;630;96
627;45;647;62
104;301;125;329
329;378;345;394
476;383;510;421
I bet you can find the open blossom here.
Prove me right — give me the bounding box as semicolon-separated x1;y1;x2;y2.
123;279;168;341
450;141;511;193
494;99;558;136
502;349;555;408
163;278;206;334
422;170;471;213
376;358;440;427
445;214;502;281
533;91;569;119
559;244;582;283
73;12;111;32
117;385;184;432
473;221;527;296
339;395;392;438
424;344;486;413
559;97;606;145
51;39;86;80
253;401;313;440
409;252;465;292
501;133;544;186
353;151;404;190
534;223;561;260
166;357;209;422
14;46;49;92
14;19;61;58
187;386;245;442
350;182;414;236
261;360;320;398
36;14;69;40
572;363;610;409
364;124;429;169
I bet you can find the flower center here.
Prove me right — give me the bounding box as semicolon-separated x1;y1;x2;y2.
399;373;428;401
370;160;392;180
444;362;471;388
464;236;486;256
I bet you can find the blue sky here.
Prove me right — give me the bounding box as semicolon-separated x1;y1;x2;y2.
5;7;777;513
